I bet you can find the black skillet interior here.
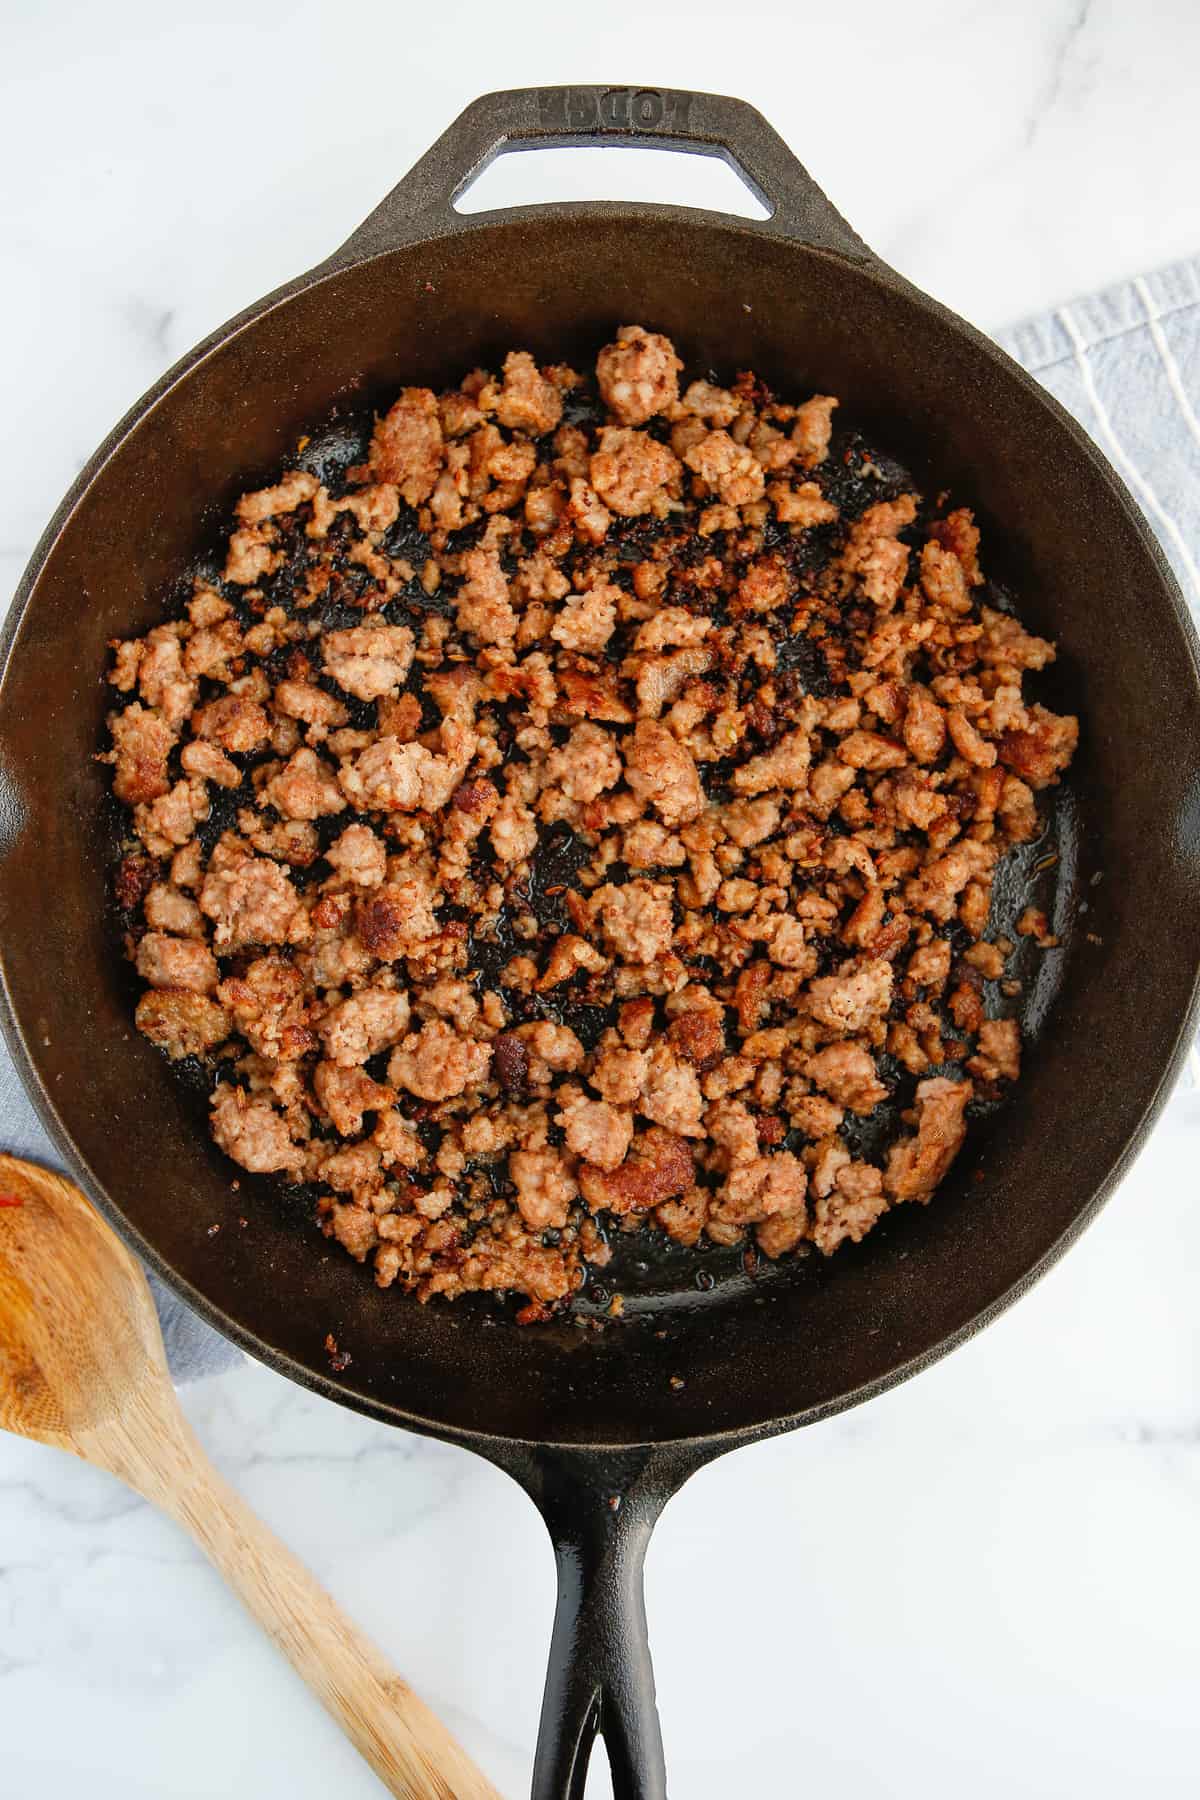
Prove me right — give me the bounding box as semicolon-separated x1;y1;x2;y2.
1;87;1198;1800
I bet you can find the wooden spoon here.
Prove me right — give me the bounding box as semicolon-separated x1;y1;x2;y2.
0;1155;502;1800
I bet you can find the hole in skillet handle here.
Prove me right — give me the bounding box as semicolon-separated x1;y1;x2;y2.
454;141;773;221
328;84;878;266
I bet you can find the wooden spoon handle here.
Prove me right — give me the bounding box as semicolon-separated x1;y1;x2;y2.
149;1429;502;1800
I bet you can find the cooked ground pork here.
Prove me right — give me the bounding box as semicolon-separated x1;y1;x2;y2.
597;325;682;426
322;624;415;701
210;1083;306;1174
105;327;1077;1314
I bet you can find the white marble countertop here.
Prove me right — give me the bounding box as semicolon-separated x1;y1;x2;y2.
4;3;1200;1795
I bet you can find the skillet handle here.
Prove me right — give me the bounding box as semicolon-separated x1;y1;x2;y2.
332;85;871;263
516;1446;696;1800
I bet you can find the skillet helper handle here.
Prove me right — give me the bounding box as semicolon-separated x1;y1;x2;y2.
138;1426;502;1800
529;1451;685;1800
334;84;871;261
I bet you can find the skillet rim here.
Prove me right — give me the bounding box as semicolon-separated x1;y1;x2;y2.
1;201;1198;1457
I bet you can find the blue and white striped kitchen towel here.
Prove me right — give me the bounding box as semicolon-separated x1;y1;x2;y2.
999;259;1200;615
1;255;1198;1382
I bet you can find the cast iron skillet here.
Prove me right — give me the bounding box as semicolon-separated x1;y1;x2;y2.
1;85;1199;1799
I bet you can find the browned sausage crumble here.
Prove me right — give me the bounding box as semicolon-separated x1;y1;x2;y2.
102;326;1078;1316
